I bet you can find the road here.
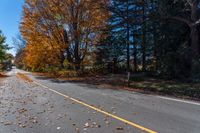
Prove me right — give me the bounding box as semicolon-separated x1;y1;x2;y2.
0;68;200;133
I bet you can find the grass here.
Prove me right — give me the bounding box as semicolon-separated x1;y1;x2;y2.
130;78;200;100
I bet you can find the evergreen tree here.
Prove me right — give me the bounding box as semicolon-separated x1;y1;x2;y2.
0;30;9;62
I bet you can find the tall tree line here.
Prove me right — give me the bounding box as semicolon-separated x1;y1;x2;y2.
106;0;200;80
16;0;200;80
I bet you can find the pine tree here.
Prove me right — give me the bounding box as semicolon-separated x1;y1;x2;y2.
0;30;9;62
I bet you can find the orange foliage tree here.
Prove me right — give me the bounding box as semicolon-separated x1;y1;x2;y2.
20;0;109;71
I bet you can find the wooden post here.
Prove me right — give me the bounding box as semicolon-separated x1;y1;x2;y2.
127;71;130;87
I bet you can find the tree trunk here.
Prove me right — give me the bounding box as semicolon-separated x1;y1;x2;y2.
191;0;199;56
60;53;65;69
153;22;158;72
190;0;200;78
126;0;130;72
127;26;130;72
142;33;146;72
191;26;199;56
142;0;146;72
133;38;138;72
73;21;81;70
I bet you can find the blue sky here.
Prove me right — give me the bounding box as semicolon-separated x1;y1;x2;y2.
0;0;24;55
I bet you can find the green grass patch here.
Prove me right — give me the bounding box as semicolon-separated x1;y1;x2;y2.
131;80;200;99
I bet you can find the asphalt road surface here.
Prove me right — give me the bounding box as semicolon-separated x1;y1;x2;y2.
0;68;200;133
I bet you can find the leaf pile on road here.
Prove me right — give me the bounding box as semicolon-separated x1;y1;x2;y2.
16;73;33;82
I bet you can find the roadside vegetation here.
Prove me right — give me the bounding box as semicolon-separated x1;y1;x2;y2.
13;0;200;99
130;76;200;100
0;30;13;77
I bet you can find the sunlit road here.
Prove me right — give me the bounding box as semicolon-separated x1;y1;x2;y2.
0;68;200;133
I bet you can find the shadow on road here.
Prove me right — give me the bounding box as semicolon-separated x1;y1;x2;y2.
32;73;200;101
33;74;128;91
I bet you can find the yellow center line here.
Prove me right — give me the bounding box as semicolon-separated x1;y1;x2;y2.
17;73;157;133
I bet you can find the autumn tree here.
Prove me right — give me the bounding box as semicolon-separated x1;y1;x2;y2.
57;0;109;70
20;0;66;71
20;0;109;71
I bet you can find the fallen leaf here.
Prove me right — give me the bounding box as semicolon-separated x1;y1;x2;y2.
84;122;89;128
116;127;124;130
75;127;80;133
4;122;12;126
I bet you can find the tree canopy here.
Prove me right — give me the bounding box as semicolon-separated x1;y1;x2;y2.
14;0;200;81
20;0;109;71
